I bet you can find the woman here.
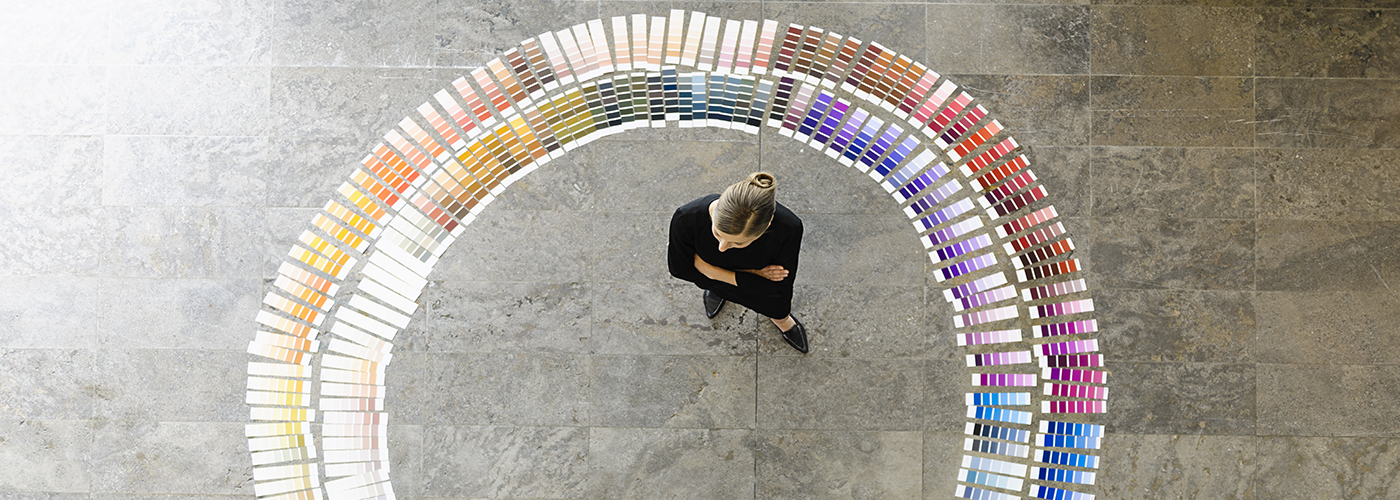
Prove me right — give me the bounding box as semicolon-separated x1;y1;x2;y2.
667;172;808;353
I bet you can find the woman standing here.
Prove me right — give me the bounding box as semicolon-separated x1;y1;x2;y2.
667;172;808;353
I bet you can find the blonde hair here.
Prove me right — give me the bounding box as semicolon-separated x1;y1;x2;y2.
715;172;777;237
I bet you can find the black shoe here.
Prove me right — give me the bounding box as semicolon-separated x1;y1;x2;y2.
780;317;809;354
703;290;726;319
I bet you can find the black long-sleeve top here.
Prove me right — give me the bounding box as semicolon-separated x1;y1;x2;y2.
667;194;803;318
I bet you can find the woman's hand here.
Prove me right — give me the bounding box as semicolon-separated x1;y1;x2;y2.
746;265;788;282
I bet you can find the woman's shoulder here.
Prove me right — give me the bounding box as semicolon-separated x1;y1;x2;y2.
672;194;721;225
772;202;803;233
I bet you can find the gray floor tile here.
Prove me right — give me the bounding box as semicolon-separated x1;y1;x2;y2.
107;0;271;66
420;425;588;498
0;419;93;492
948;75;1091;147
107;65;270;136
0;65;105;135
1256;7;1400;79
490;151;598;212
1254;437;1400;499
1090;76;1254;147
1090;216;1255;290
272;0;436;67
428;352;590;426
0;3;109;65
1097;434;1257;500
755;430;921;500
1255;291;1400;365
102;135;268;207
983;5;1090;75
0;206;102;277
384;352;432;425
96;278;261;349
926;5;987;75
0;350;98;420
762;285;927;359
0;277;99;348
266;136;375;208
440;0;604;69
758;138;897;216
591;355;755;428
1258;364;1400;437
1023;146;1092;218
762;3;927;65
1095;289;1255;363
431;210;594;282
591;281;759;356
584;138;761;212
1255;77;1400;149
757;357;922;430
589;211;672;283
269;67;461;140
921;431;963;500
1256;148;1400;221
589;427;755;500
922;360;968;433
1091;147;1255;219
1105;361;1255;435
0;136;102;206
422;280;591;354
90;421;250;495
260;207;323;280
4;493;92;500
388;425;424;499
1090;6;1256;76
94;350;245;422
799;213;926;287
1254;220;1400;293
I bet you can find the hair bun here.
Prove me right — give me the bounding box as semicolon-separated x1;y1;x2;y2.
748;172;775;190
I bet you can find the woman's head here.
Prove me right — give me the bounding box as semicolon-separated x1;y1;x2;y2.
712;172;777;249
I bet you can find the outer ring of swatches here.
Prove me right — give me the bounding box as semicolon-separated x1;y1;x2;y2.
245;12;1108;500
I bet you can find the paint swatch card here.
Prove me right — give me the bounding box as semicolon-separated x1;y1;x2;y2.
1043;367;1107;385
955;485;1017;500
1036;449;1099;469
1031;466;1096;486
966;392;1030;406
973;373;1037;387
956;329;1022;347
736;20;759;74
959;468;1023;493
1042;400;1107;414
696;15;721;71
966;437;1030;458
966;350;1032;367
1032;485;1094;500
1034;339;1099;357
751;20;779;74
680;11;706;66
968;405;1033;425
953;303;1016;328
1037;354;1103;368
964;455;1028;477
1034;319;1098;339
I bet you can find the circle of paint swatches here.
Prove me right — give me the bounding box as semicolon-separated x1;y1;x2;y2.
245;11;1107;500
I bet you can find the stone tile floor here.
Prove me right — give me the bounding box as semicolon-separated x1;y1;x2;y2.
2;0;1399;499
